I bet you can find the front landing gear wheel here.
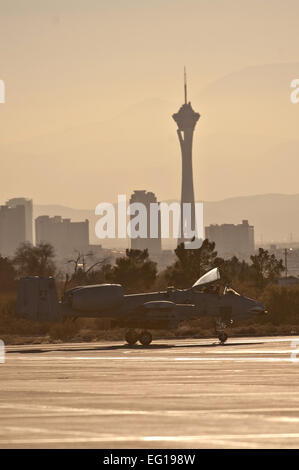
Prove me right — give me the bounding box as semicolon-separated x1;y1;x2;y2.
218;332;228;344
139;330;152;346
125;329;139;345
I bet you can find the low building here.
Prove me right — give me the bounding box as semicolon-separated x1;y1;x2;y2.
35;215;89;258
278;276;299;287
205;219;254;259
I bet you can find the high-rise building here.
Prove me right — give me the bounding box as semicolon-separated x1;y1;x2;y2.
205;220;255;259
172;69;200;244
129;190;161;254
0;205;26;256
35;216;89;258
6;198;33;244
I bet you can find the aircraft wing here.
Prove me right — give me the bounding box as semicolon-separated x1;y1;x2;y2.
192;267;220;288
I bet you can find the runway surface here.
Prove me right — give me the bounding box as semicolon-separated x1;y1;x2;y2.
1;336;299;448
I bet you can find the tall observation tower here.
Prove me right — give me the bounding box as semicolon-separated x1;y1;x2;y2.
172;68;200;244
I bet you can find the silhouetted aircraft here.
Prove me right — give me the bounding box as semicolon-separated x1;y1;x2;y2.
16;268;267;345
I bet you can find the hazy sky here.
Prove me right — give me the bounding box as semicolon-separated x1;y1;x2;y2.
1;0;299;208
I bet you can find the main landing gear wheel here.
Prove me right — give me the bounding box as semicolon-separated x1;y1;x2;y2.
139;330;153;346
218;332;228;344
125;329;139;345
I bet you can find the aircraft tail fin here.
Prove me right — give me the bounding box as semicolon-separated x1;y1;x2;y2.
16;277;61;322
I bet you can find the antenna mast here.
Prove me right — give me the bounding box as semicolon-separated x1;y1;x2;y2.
184;66;187;104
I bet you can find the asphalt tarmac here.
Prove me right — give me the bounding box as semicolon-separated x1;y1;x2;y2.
1;336;299;448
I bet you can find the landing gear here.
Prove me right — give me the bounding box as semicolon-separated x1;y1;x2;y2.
124;329;153;346
215;318;231;345
125;329;139;345
218;332;228;344
139;330;152;346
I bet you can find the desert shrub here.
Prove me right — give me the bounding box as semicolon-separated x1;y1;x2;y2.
0;291;52;337
49;320;79;341
260;285;299;324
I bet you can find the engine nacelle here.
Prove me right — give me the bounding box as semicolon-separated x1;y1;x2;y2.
64;284;124;313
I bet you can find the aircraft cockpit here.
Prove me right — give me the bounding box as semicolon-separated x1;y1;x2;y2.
192;267;222;295
192;269;242;298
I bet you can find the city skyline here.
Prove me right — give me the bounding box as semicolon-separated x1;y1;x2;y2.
2;192;299;248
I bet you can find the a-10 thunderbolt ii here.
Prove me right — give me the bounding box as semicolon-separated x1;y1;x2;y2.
16;267;267;345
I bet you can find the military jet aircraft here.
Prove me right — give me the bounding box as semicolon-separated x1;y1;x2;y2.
16;267;267;345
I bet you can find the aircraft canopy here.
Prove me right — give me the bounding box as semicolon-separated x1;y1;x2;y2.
192;267;220;288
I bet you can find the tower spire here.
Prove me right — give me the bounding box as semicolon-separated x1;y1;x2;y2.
184;66;187;104
173;70;200;244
